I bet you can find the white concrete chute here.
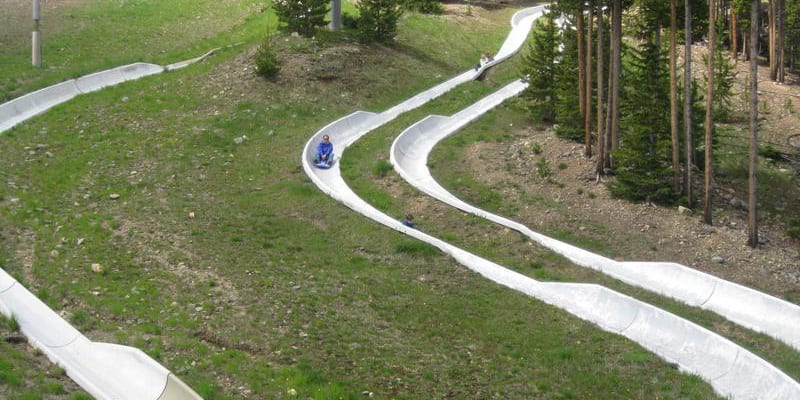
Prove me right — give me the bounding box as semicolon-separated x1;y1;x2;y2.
0;282;82;348
0;54;213;135
0;269;201;400
704;279;800;350
390;80;800;352
74;62;164;93
59;340;171;400
0;80;80;132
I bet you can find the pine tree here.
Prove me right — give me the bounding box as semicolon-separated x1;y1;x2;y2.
521;13;559;123
609;41;678;203
357;0;403;43
554;24;583;141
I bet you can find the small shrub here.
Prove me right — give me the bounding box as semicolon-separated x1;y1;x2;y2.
587;192;596;199
558;162;568;170
786;98;794;114
788;218;800;239
70;310;95;331
255;37;280;78
372;159;393;177
576;187;584;195
536;157;552;179
44;381;66;395
758;145;784;162
342;12;359;29
274;0;329;36
405;0;442;14
531;142;542;154
395;240;439;257
5;314;20;332
357;0;403;43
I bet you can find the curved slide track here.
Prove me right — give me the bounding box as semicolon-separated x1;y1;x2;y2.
0;55;212;398
0;50;215;134
390;81;800;352
302;6;800;400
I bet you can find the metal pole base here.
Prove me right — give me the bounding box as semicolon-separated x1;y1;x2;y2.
32;31;42;68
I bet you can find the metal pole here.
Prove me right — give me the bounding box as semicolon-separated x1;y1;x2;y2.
32;0;42;68
330;0;342;30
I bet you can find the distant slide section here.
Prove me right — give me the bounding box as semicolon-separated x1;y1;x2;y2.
302;6;800;399
0;49;216;134
390;83;800;353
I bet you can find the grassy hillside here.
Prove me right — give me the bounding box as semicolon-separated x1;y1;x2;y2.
0;0;273;101
0;0;746;398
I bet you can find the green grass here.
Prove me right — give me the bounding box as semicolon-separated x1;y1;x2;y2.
0;0;755;398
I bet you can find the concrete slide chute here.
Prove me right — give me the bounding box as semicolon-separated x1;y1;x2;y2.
303;6;800;399
0;55;215;135
73;62;164;93
390;81;800;352
0;269;201;400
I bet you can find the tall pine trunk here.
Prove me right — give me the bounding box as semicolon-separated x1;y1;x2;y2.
731;9;738;63
748;0;760;247
777;0;785;83
769;0;777;80
704;0;716;225
584;2;594;157
611;0;621;155
744;29;749;61
577;6;586;133
671;0;680;192
596;5;606;176
684;0;694;207
605;3;614;168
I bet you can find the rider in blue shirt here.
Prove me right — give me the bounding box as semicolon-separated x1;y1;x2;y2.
314;135;334;166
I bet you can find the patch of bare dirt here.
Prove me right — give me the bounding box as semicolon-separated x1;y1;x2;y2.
441;4;494;25
12;228;37;286
198;38;383;108
110;217;243;309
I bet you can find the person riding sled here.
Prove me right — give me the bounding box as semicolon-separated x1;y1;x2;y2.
314;135;335;168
